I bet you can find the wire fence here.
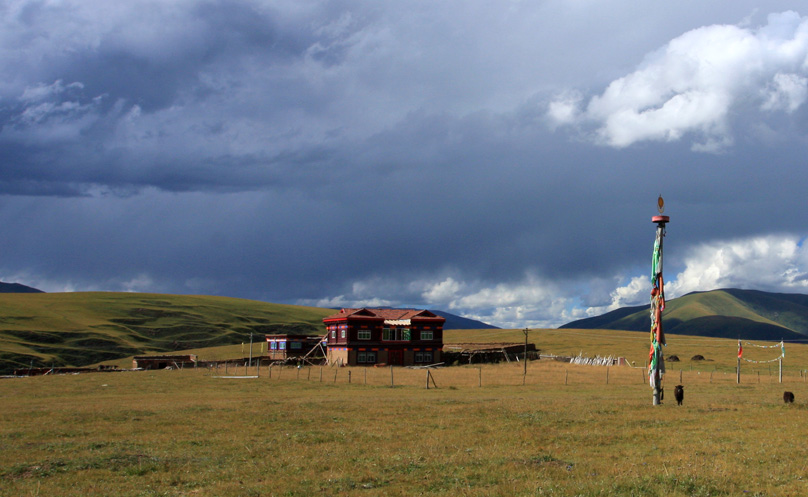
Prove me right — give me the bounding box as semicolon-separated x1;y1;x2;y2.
199;359;808;389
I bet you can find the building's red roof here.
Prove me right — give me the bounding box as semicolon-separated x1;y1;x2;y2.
323;308;444;322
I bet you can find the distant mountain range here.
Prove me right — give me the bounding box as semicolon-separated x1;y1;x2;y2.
429;310;498;330
0;282;43;293
560;288;808;341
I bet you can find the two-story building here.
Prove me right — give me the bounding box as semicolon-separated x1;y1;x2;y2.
322;308;445;366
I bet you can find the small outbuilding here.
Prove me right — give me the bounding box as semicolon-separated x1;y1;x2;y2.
265;334;325;362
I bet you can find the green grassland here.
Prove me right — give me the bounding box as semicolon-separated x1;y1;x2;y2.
0;292;333;374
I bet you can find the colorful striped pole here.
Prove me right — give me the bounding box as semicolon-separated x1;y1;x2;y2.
650;196;669;406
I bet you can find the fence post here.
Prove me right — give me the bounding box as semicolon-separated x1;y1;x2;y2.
565;369;568;385
348;370;351;384
426;370;430;389
779;356;783;384
606;367;609;385
390;365;394;387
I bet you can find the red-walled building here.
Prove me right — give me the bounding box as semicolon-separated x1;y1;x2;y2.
322;308;445;366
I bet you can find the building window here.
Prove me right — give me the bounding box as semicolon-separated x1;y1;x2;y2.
358;330;371;340
415;351;433;363
383;328;412;341
331;330;336;339
421;330;433;340
358;352;376;364
341;329;346;339
269;341;277;350
279;342;286;350
290;341;302;349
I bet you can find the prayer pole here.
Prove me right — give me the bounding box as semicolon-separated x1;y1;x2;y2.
650;196;669;406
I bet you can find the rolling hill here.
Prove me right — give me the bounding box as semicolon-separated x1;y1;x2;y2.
0;292;495;374
560;288;808;341
0;292;336;374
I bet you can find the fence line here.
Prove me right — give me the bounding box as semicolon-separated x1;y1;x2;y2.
200;360;808;389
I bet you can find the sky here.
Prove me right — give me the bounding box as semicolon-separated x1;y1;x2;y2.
3;1;808;329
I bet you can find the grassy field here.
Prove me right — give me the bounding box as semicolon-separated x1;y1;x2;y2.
98;326;807;378
454;327;803;377
3;329;808;496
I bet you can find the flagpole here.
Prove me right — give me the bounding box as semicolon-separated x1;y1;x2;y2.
737;339;741;384
650;196;669;406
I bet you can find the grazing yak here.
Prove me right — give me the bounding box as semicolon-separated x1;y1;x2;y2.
784;391;795;404
674;385;684;405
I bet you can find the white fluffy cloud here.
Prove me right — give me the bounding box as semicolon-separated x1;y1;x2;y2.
549;11;808;151
582;234;808;321
307;234;808;329
666;234;808;295
761;73;808;112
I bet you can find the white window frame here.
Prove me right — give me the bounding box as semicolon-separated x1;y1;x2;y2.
358;329;371;340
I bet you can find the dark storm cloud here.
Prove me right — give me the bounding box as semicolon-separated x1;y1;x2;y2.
3;1;808;328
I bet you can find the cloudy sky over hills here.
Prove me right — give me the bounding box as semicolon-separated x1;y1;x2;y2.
3;1;808;328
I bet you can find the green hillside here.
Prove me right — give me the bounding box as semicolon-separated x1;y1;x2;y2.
0;292;333;374
561;288;808;341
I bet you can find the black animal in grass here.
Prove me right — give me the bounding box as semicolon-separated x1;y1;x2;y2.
674;385;684;405
784;391;795;404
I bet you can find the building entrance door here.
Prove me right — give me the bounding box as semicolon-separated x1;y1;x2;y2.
389;349;403;365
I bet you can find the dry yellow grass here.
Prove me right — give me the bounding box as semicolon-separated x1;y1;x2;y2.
3;354;808;496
